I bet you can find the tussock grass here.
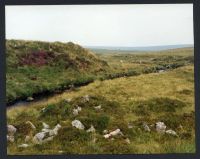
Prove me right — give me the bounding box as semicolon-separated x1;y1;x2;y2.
7;65;195;154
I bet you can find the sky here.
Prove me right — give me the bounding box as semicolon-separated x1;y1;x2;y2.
5;4;193;47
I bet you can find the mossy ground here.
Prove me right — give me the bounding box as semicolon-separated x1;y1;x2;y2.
7;64;195;154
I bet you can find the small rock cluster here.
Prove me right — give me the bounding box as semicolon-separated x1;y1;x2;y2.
73;106;82;116
82;95;90;102
7;125;17;143
7;121;62;148
32;122;62;144
138;121;178;137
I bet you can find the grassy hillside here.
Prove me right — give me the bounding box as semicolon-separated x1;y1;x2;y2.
6;40;194;154
6;40;108;104
7;65;195;154
6;40;193;104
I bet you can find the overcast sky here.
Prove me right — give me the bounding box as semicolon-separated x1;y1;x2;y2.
6;4;193;47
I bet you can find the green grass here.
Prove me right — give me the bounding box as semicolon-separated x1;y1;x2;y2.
6;40;195;154
7;65;195;154
6;40;193;104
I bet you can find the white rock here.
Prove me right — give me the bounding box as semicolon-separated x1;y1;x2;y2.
7;125;17;136
27;97;34;102
72;109;79;116
26;121;36;130
41;136;54;144
65;98;71;103
165;129;178;137
41;107;46;112
125;138;131;144
42;128;51;133
42;122;50;129
94;105;102;110
52;124;62;136
156;122;166;133
86;125;96;133
103;130;108;134
48;124;61;136
104;134;111;139
18;144;29;148
7;135;14;143
83;95;90;102
143;122;151;132
110;129;123;136
32;132;46;144
77;106;82;112
72;120;85;130
104;129;123;139
25;135;31;142
111;138;115;141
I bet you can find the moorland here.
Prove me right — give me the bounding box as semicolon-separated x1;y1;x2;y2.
6;40;195;154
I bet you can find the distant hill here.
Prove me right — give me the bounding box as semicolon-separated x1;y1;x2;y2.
86;44;194;52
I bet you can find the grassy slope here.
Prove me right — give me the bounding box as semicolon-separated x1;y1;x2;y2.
7;65;195;154
6;40;194;104
6;40;108;104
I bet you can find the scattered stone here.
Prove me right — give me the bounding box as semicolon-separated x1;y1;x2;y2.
83;95;90;102
156;122;166;133
49;124;62;136
7;135;14;143
32;132;46;144
26;121;36;130
94;105;102;110
110;129;123;136
125;138;131;144
42;122;50;129
18;144;29;148
27;97;34;102
143;122;151;132
42;136;54;144
25;135;31;142
178;124;183;130
72;109;79;116
72;120;85;130
65;98;71;103
104;129;123;139
41;107;46;112
103;130;108;134
7;125;17;136
73;106;82;116
77;106;82;112
111;138;115;141
86;125;96;133
165;129;178;137
104;134;110;139
42;128;51;133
